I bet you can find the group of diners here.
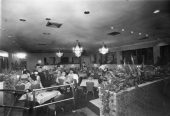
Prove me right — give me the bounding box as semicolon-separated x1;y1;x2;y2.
17;65;103;93
14;64;114;114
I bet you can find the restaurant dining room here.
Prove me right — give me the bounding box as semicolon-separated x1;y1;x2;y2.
0;0;170;116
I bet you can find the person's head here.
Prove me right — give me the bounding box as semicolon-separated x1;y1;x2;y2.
82;62;85;66
57;70;61;75
88;76;93;80
61;71;66;76
69;69;74;74
23;71;27;74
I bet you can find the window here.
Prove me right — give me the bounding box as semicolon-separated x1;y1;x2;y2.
61;57;69;64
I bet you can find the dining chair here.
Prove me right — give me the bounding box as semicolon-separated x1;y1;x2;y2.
15;84;25;95
47;94;65;116
85;82;95;99
15;84;25;102
58;79;64;85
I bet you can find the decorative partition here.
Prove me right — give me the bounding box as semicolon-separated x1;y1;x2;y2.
99;79;169;116
0;73;20;116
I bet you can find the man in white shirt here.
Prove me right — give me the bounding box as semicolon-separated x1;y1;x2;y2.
68;69;79;84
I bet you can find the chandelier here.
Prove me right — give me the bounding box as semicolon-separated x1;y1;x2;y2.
16;53;27;59
72;40;83;57
99;42;109;54
56;51;63;57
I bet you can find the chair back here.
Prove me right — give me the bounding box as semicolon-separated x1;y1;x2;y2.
31;83;40;91
54;94;65;109
94;73;99;79
58;79;64;85
15;84;25;91
15;84;25;95
86;82;94;91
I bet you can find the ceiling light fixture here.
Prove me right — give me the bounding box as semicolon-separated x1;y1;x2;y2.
153;10;160;13
84;11;90;14
46;18;51;20
131;31;133;33
0;51;8;57
122;29;124;31
146;34;148;36
139;33;141;35
72;40;83;57
56;50;63;57
111;27;115;29
16;53;27;59
20;19;26;21
99;42;109;55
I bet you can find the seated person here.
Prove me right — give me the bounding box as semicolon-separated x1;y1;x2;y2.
88;76;93;80
67;69;79;84
22;68;30;74
68;69;74;78
57;71;66;85
30;71;43;88
64;75;73;84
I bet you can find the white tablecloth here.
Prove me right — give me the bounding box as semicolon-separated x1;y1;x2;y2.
19;90;61;104
90;98;101;108
80;79;98;87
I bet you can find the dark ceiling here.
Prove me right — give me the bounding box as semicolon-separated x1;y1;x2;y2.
0;0;170;53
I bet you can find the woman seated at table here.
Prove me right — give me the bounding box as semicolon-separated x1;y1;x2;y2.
56;71;67;85
68;69;79;84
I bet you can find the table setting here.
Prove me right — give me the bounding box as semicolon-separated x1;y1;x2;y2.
19;90;61;104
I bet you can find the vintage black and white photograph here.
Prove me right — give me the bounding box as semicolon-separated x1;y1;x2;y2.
0;0;170;116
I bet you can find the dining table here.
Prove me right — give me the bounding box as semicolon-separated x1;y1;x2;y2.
19;90;61;104
80;79;99;87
